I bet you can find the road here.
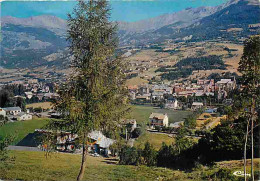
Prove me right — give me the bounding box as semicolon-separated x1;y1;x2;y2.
7;145;42;152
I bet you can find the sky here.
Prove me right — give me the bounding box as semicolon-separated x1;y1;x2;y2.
1;0;229;22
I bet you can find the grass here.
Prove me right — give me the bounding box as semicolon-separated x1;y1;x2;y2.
129;105;192;124
0;150;175;181
134;132;174;150
1;150;259;181
26;102;53;109
0;118;49;145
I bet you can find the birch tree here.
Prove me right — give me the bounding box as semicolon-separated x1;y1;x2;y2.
47;1;129;180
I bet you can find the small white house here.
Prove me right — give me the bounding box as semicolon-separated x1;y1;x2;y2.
3;107;22;115
191;102;203;110
165;99;178;109
149;113;168;127
25;92;33;99
169;121;184;129
15;112;32;121
0;108;6;117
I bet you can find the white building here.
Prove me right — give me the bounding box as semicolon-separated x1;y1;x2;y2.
169;121;184;129
15;112;32;121
191;102;204;110
3;107;22;115
149;113;169;127
0;108;6;117
165;99;178;109
25;92;33;99
215;79;236;91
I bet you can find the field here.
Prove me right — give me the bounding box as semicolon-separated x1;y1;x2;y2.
129;105;192;124
0;118;49;145
0;150;175;181
1;150;259;181
134;132;174;150
26;102;53;109
0;105;191;147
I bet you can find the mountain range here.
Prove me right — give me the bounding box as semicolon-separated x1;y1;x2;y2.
1;0;259;69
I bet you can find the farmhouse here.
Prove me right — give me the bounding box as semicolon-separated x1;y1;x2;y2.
149;113;168;127
35;129;78;152
3;107;22;115
88;131;115;156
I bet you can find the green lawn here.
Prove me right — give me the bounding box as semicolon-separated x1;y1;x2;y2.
134;132;174;150
129;105;192;124
1;150;259;181
0;118;49;145
0;150;175;181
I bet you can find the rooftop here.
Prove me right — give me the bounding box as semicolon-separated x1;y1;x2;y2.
3;107;21;111
149;112;167;120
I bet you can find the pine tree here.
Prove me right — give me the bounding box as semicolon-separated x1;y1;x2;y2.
47;1;129;180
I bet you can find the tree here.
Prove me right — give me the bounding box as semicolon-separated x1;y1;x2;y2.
142;142;157;166
174;127;194;154
0;115;8;126
157;142;174;167
184;114;197;129
0;130;14;178
132;127;142;138
16;97;26;112
238;35;260;181
47;1;129;180
119;145;141;165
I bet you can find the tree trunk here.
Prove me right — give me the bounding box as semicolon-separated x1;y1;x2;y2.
251;97;255;181
251;118;254;181
244;120;249;181
77;141;87;181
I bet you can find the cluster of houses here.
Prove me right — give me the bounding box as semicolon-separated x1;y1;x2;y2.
9;79;59;101
148;106;226;131
36;129;115;156
128;78;236;109
129;84;179;109
173;78;236;98
0;106;32;121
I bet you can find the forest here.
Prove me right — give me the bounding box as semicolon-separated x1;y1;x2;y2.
157;55;226;80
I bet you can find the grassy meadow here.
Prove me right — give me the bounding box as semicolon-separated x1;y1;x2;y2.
0;118;49;145
1;150;175;181
129;105;192;124
26;102;53;109
0;105;191;149
134;132;174;150
1;150;259;181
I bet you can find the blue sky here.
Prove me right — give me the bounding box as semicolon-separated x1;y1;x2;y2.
1;0;229;22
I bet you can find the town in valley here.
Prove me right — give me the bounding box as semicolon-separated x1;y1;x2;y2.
0;0;259;180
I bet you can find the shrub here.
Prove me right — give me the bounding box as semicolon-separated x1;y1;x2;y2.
119;145;141;165
132;128;142;138
142;142;157;166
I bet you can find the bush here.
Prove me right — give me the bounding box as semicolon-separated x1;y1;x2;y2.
204;168;240;181
142;142;157;166
34;107;43;113
119;145;141;165
157;142;174;167
132;128;142;138
155;126;162;132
